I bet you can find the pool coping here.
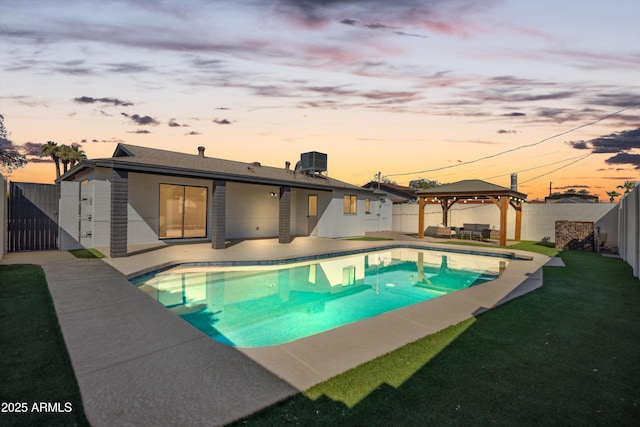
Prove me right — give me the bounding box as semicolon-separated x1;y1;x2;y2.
1;237;556;426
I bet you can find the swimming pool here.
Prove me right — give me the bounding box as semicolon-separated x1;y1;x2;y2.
132;247;509;347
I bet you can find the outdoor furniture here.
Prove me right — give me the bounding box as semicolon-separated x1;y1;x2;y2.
424;225;452;238
461;223;490;240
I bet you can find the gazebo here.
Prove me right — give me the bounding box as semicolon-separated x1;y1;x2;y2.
416;179;527;246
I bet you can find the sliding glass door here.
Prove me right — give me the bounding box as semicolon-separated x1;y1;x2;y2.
159;184;207;239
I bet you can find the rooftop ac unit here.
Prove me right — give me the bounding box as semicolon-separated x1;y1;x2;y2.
300;151;327;173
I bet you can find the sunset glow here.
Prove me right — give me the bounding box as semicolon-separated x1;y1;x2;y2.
1;0;639;200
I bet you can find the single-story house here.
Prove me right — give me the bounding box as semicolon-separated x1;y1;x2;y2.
57;144;392;257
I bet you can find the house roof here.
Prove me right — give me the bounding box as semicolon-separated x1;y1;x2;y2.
415;179;527;200
362;181;417;202
59;143;381;194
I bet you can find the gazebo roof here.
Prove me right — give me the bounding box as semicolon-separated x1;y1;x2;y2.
415;179;527;201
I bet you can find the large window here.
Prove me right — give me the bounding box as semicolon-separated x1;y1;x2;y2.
159;184;207;239
343;195;357;214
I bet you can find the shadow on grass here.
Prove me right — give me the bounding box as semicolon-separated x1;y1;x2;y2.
0;265;90;427
228;251;640;426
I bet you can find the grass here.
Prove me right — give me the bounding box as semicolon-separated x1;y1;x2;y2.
69;248;105;258
229;249;640;426
344;236;395;241
444;239;562;257
0;265;90;426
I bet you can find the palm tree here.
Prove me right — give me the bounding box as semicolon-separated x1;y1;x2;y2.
39;140;61;179
58;144;73;174
606;190;621;202
68;144;87;168
617;181;636;194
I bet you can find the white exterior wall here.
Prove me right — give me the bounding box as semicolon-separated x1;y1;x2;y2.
392;201;619;246
317;192;392;238
618;186;640;278
226;182;281;239
59;180;81;250
522;203;618;247
0;175;6;260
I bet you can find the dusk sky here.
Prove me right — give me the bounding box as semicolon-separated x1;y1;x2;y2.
1;0;639;200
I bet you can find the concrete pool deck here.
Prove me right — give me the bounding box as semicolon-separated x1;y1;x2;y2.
1;236;559;426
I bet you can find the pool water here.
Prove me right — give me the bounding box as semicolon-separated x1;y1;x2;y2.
133;248;508;347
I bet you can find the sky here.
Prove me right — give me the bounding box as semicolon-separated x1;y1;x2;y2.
1;0;639;201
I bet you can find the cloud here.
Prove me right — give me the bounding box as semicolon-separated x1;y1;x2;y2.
340;17;428;39
497;129;517;134
186;131;201;136
128;129;152;134
121;112;160;126
75;96;134;106
20;142;42;156
605;152;640;169
213;118;233;125
568;127;640;169
503;112;525;117
168;118;189;127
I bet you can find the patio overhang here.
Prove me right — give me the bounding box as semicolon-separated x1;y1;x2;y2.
416;179;528;246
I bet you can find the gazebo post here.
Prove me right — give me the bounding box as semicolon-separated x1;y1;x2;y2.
499;196;509;246
418;196;426;238
512;200;523;241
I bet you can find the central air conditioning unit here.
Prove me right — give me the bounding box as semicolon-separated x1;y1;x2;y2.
300;151;328;175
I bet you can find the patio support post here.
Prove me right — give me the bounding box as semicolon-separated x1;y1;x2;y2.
511;200;523;241
418;196;426;238
499;196;509;246
211;180;226;249
110;169;128;258
279;186;292;243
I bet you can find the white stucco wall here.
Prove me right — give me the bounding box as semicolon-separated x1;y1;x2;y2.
392;201;619;247
618;186;639;277
0;175;6;260
317;191;392;238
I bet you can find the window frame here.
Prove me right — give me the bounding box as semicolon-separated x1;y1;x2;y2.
343;195;357;215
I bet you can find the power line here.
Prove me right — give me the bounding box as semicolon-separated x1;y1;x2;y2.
481;152;591;181
520;153;593;184
387;103;638;178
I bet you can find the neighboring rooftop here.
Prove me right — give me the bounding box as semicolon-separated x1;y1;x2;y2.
362;181;417;203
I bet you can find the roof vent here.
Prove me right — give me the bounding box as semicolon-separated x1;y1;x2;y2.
197;146;205;158
252;161;261;167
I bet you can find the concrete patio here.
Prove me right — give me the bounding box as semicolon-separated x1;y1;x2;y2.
1;235;557;426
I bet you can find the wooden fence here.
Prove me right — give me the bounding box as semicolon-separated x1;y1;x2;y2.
7;182;59;252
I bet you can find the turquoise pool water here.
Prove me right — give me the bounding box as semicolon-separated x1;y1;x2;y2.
133;248;508;347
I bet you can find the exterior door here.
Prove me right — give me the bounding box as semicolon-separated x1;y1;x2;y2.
307;195;318;236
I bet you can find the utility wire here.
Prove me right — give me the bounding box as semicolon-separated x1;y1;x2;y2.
387;103;638;178
520;153;593;184
481;152;591;181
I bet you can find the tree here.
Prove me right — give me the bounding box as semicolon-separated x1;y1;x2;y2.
0;114;27;173
606;190;621;202
577;189;590;195
564;188;577;194
409;178;441;189
68;144;86;168
58;144;73;174
39;140;62;179
617;181;636;194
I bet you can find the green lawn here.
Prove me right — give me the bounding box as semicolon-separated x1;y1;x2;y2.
0;265;90;426
229;249;640;426
2;245;638;427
